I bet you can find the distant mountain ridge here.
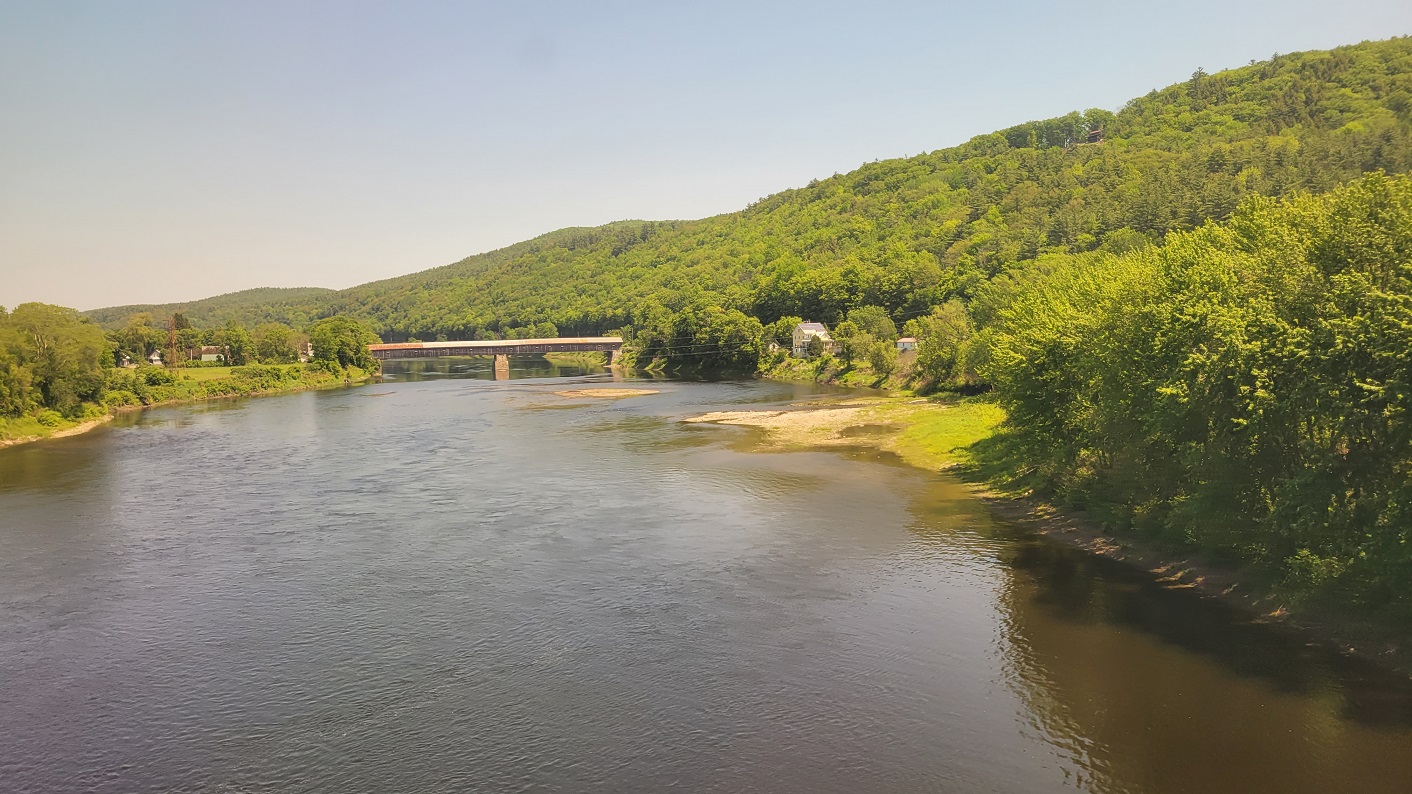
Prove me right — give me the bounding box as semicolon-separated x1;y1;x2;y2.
85;37;1412;338
85;287;337;329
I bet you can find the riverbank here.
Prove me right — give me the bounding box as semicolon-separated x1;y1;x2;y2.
761;354;912;391
684;394;1002;470
688;391;1412;675
0;414;115;449
0;364;373;451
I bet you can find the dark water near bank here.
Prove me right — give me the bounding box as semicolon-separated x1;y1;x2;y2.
2;366;1410;793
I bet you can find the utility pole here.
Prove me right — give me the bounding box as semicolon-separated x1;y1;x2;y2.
167;315;180;370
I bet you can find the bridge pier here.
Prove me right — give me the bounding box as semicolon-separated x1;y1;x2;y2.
605;348;620;368
493;354;510;380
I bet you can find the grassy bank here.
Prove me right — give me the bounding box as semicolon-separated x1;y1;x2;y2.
103;363;372;409
685;393;1003;470
761;354;913;391
0;413;113;448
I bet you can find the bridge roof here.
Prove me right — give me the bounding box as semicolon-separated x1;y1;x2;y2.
369;337;623;351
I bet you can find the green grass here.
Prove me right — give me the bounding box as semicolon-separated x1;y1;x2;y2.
0;415;55;442
883;396;1006;470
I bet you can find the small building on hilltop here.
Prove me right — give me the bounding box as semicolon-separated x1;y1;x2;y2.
792;322;834;357
896;337;918;352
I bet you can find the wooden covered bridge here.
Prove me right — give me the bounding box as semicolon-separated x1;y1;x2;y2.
368;337;623;376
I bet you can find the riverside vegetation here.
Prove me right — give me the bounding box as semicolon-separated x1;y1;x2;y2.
33;37;1412;618
0;306;381;445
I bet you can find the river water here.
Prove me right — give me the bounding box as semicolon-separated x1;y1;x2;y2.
2;363;1410;793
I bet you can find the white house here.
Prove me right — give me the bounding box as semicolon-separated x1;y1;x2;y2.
792;322;833;357
896;337;918;352
193;345;225;362
147;350;163;366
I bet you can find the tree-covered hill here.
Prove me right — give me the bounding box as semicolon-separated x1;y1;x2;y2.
85;287;336;330
87;37;1412;345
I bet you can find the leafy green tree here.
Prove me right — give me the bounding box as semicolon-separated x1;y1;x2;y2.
846;306;898;341
307;316;381;370
253;323;298;363
763;316;802;350
218;322;254;366
1;303;110;417
910;300;975;386
867;337;899;376
632;303;763;371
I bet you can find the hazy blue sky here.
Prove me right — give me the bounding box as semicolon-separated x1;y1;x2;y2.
3;1;1410;310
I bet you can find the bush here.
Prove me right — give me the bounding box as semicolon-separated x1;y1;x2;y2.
103;390;141;408
36;409;64;427
141;366;176;386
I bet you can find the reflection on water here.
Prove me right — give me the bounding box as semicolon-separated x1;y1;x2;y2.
992;535;1412;793
0;376;1409;793
378;355;605;382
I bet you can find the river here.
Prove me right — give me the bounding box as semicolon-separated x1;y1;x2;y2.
2;362;1410;793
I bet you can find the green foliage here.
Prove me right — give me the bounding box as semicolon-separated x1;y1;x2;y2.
307;316;381;370
846;306;898;340
253;322;299;363
84;287;335;330
981;172;1412;609
907;300;976;388
217;321;253;366
633;302;764;371
82;39;1412;346
867;337;899;376
0;303;111;418
833;322;863;364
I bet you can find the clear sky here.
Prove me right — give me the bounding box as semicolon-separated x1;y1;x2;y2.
3;1;1410;311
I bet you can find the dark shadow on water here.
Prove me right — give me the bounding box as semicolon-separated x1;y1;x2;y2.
997;526;1412;728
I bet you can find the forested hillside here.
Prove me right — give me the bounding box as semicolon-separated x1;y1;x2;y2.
85;287;335;329
86;38;1412;351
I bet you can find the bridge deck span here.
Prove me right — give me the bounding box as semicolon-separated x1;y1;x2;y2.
369;337;623;360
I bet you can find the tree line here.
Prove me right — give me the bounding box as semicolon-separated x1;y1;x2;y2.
0;308;381;422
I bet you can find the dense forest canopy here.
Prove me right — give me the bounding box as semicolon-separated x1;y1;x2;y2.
83;38;1412;351
979;172;1412;608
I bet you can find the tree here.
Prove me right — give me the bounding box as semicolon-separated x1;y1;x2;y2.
253;323;298;363
114;313;164;363
867;337;899;377
832;321;862;364
1;303;110;417
911;300;975;385
307;316;381;370
218;322;254;365
846;305;898;341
